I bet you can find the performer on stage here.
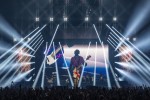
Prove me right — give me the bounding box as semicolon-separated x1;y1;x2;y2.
70;49;84;87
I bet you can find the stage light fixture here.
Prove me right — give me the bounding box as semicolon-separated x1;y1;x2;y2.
119;38;123;41
50;17;54;22
13;38;17;42
35;17;39;22
59;42;74;87
63;17;68;22
126;38;130;41
85;17;89;21
113;17;117;21
28;38;31;41
99;17;103;21
133;37;137;41
20;38;23;41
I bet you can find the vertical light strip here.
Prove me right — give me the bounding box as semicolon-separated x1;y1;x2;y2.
108;61;121;88
41;42;48;89
53;42;60;86
78;42;91;87
93;24;111;89
93;42;97;86
59;42;74;87
102;42;111;89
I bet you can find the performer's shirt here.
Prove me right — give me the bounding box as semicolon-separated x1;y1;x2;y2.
70;56;84;67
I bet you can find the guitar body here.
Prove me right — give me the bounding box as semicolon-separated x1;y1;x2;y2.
73;67;80;80
47;54;57;65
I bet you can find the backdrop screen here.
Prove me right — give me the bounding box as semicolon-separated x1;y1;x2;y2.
63;44;109;75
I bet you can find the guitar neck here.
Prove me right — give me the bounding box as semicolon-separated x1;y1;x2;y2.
52;47;61;56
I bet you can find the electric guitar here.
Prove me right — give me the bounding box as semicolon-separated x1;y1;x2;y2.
73;55;91;80
47;47;61;65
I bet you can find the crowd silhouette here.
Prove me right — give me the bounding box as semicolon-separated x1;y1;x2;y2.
0;85;150;100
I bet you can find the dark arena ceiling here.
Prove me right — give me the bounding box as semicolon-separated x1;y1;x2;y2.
0;0;145;41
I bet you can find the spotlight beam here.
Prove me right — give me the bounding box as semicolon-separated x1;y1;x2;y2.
0;34;42;72
109;35;119;45
32;24;59;88
12;68;35;83
108;61;121;88
112;40;150;79
106;24;124;51
107;40;116;49
46;25;59;55
41;42;48;89
3;68;35;87
110;32;120;42
112;26;150;62
93;42;97;86
53;42;60;86
114;43;150;84
3;40;44;87
0;27;39;59
0;34;42;73
78;42;91;87
108;38;117;47
102;42;111;89
1;35;42;75
59;42;74;87
93;24;111;89
115;68;143;86
114;40;150;81
93;24;102;43
111;34;149;85
0;37;43;83
130;61;150;85
115;35;150;72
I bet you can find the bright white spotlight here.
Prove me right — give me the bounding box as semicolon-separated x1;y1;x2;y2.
64;16;68;22
113;17;117;21
99;17;103;21
126;38;130;41
133;37;137;41
20;38;23;41
119;38;123;41
115;67;143;85
35;17;39;22
28;38;31;41
50;17;54;22
13;38;17;42
85;17;89;21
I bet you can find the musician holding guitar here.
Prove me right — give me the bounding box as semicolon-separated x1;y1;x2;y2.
70;49;91;87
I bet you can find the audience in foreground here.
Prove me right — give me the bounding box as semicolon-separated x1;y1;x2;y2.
0;86;150;100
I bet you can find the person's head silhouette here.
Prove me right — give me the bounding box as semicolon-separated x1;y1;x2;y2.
74;49;80;56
